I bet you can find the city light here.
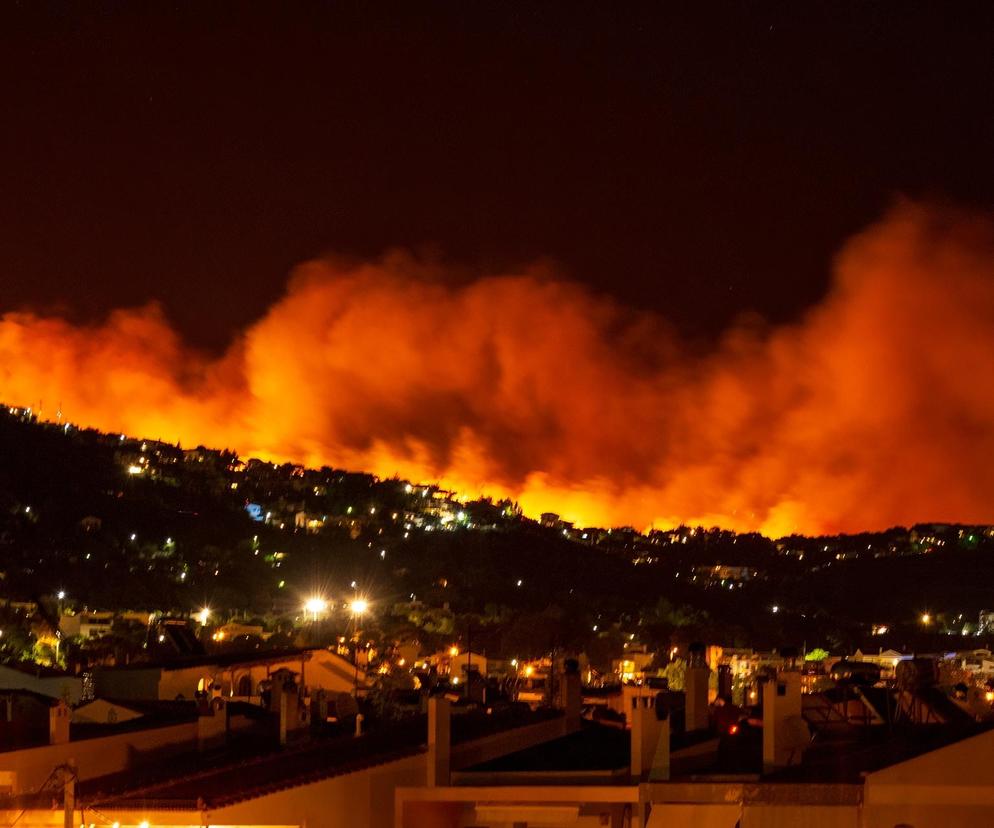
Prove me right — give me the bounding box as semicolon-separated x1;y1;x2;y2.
449;646;459;657
57;590;65;600
304;596;329;615
921;613;931;625
197;607;210;626
350;598;369;615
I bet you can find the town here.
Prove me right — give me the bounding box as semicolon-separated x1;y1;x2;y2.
2;403;994;825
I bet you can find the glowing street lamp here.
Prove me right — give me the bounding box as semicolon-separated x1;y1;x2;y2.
349;597;369;695
197;607;210;626
921;613;932;626
304;596;329;620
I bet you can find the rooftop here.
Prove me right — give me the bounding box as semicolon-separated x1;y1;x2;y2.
98;646;319;672
83;706;560;810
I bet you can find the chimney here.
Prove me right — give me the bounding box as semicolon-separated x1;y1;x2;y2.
310;688;328;730
559;658;582;731
279;691;288;747
685;644;710;732
630;696;670;781
49;701;70;745
197;698;227;752
762;670;807;772
427;696;451;786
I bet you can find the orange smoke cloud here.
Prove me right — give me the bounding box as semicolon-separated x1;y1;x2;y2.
3;202;994;535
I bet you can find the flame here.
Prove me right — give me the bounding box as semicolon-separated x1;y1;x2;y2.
2;202;994;535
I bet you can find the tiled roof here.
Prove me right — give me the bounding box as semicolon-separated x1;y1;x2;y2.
87;706;559;809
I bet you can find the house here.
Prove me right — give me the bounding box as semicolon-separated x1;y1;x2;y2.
0;698;570;828
854;647;912;680
94;647;363;702
0;662;84;704
70;698;144;725
0;689;70;750
59;610;114;639
397;667;994;827
443;649;488;679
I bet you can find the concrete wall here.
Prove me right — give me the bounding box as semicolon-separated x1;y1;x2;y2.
212;753;426;828
741;805;858;827
93;666;162;700
0;809;294;828
397;786;639;828
216;716;571;828
157;665;214;699
863;728;994;828
0;721;197;794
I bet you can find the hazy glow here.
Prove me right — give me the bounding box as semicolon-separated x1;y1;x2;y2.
304;596;328;615
2;204;994;534
350;598;369;615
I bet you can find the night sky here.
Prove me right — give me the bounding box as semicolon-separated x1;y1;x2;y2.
2;2;993;351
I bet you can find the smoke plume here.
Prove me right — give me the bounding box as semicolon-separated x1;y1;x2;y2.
2;202;994;535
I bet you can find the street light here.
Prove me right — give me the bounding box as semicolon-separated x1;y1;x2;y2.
921;613;932;626
350;597;369;696
304;596;328;620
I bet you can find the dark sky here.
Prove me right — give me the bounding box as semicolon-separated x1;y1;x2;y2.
2;1;993;351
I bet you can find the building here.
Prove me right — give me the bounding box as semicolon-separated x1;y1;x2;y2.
397;667;994;827
59;610;115;639
94;647;362;702
0;698;570;827
2;656;994;826
0;663;84;704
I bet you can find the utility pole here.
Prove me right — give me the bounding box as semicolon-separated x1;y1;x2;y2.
466;622;471;700
63;771;74;828
49;762;77;828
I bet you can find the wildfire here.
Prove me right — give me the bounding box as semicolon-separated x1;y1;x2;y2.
2;202;993;535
